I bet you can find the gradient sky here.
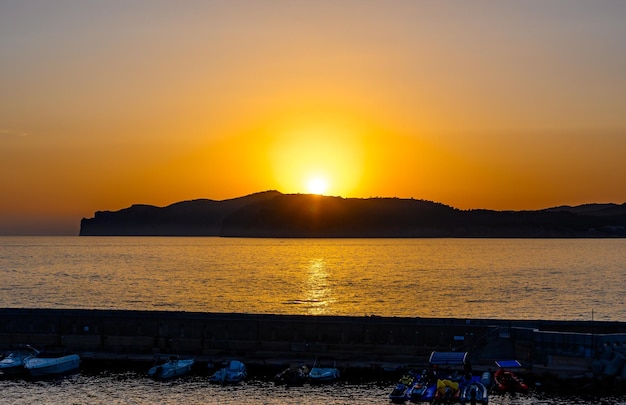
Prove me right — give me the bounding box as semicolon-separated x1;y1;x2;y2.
2;1;626;235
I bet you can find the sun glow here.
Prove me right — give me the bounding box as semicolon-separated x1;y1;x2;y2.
306;177;328;195
269;114;366;197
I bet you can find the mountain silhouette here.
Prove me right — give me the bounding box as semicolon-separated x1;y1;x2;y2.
80;191;626;237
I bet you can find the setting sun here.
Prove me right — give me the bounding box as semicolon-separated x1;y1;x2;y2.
268;114;367;197
306;177;328;195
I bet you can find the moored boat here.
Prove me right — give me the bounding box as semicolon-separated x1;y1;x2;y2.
209;360;247;383
0;345;39;376
308;366;340;383
274;364;309;386
407;368;438;402
147;355;194;380
418;351;489;404
493;360;528;393
308;359;340;383
433;378;461;403
460;381;489;404
389;372;415;403
23;350;80;377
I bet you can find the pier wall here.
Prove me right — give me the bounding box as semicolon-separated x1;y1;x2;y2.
1;309;625;371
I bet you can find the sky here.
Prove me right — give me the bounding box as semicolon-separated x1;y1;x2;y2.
1;1;626;235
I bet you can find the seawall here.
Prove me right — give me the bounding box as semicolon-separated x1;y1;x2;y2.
2;308;626;378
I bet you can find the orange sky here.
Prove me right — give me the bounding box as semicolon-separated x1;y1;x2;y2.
2;1;626;235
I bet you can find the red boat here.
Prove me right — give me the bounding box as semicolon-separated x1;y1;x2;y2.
493;360;528;393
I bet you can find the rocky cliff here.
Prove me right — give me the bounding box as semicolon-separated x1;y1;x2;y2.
80;191;626;237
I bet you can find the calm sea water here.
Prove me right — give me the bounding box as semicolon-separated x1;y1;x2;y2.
1;236;626;404
1;237;625;320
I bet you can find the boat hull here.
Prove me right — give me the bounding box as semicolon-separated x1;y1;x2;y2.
389;385;410;403
308;367;340;383
493;368;528;393
0;347;40;375
24;354;80;377
407;380;436;402
209;360;247;383
389;373;414;403
148;359;194;380
0;363;27;375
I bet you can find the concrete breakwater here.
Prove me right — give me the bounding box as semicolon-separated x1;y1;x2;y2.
2;308;626;389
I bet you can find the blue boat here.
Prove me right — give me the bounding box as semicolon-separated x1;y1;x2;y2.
308;358;340;383
147;355;194;380
0;345;39;376
388;372;415;403
406;370;438;402
308;365;340;383
209;360;247;383
460;379;489;405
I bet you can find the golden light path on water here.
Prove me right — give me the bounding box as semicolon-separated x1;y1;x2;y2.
304;258;333;315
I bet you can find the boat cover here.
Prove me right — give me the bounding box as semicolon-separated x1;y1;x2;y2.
428;351;468;365
495;359;522;368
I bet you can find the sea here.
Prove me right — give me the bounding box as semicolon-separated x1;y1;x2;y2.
1;236;625;404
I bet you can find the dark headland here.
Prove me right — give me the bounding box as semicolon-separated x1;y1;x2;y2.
80;190;626;237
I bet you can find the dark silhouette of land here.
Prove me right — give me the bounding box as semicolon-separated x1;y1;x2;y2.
79;190;626;237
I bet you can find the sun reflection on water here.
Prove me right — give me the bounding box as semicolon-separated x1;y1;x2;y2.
304;258;334;315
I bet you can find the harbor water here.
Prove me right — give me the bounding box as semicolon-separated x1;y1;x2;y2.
1;237;625;320
1;236;626;403
1;370;626;404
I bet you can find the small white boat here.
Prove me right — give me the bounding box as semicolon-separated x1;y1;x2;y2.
308;360;340;383
209;360;247;383
24;352;80;377
309;367;340;382
147;356;194;380
0;346;40;375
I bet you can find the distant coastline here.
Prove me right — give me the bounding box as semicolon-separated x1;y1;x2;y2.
80;190;626;237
